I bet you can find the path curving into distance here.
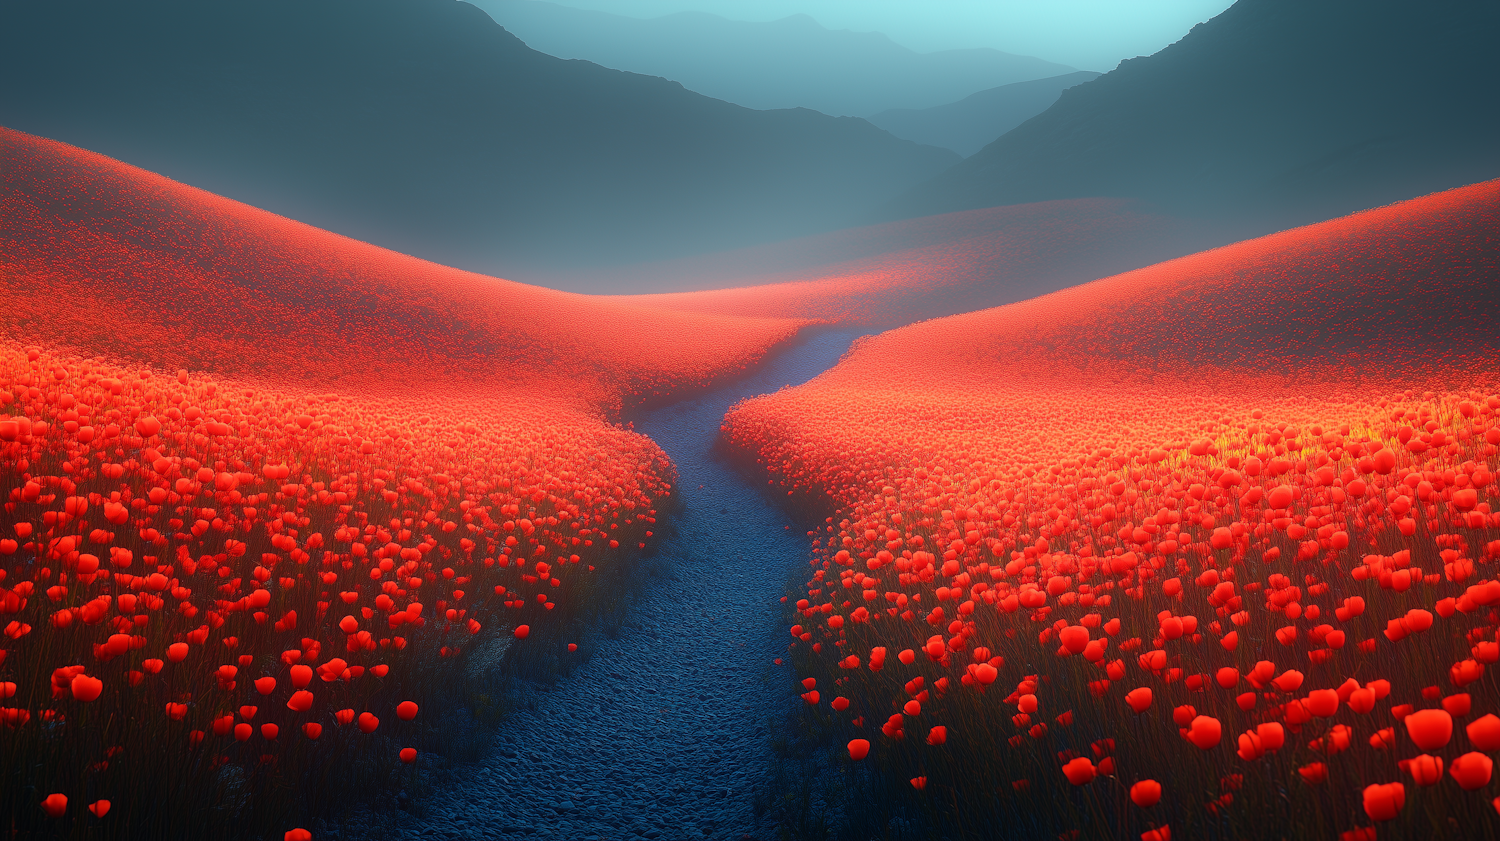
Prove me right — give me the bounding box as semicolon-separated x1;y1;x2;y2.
372;329;864;841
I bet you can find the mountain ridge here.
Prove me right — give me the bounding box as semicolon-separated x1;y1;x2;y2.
884;0;1500;233
0;0;957;278
867;71;1101;157
469;0;1078;116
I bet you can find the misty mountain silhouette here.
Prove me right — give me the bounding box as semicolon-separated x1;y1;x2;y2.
0;0;957;277
887;0;1500;233
470;0;1078;117
867;71;1101;158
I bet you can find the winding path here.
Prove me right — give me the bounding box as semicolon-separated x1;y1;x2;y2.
395;329;863;841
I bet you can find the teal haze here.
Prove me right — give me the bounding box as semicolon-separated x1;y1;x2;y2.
471;0;1078;116
510;0;1237;72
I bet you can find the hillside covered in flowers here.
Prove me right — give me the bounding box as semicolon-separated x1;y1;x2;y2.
723;179;1500;839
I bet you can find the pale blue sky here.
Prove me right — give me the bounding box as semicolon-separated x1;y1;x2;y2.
539;1;1237;70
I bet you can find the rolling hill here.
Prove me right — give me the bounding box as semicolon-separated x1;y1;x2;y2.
469;0;1078;117
0;125;813;836
722;177;1500;840
0;126;805;406
888;0;1500;233
0;0;956;278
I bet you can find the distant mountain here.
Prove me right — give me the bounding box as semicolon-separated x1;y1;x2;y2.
0;0;957;277
867;71;1100;157
599;198;1230;326
538;196;1228;299
469;0;1078;116
887;0;1500;233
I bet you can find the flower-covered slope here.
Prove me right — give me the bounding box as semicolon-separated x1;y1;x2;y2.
0;126;806;834
722;179;1500;838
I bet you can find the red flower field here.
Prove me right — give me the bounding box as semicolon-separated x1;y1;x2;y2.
722;180;1500;838
0;128;809;837
6;121;1500;839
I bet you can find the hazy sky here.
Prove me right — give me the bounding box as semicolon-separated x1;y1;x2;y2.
536;1;1238;70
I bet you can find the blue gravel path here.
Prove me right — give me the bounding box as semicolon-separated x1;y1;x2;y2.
404;328;863;841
